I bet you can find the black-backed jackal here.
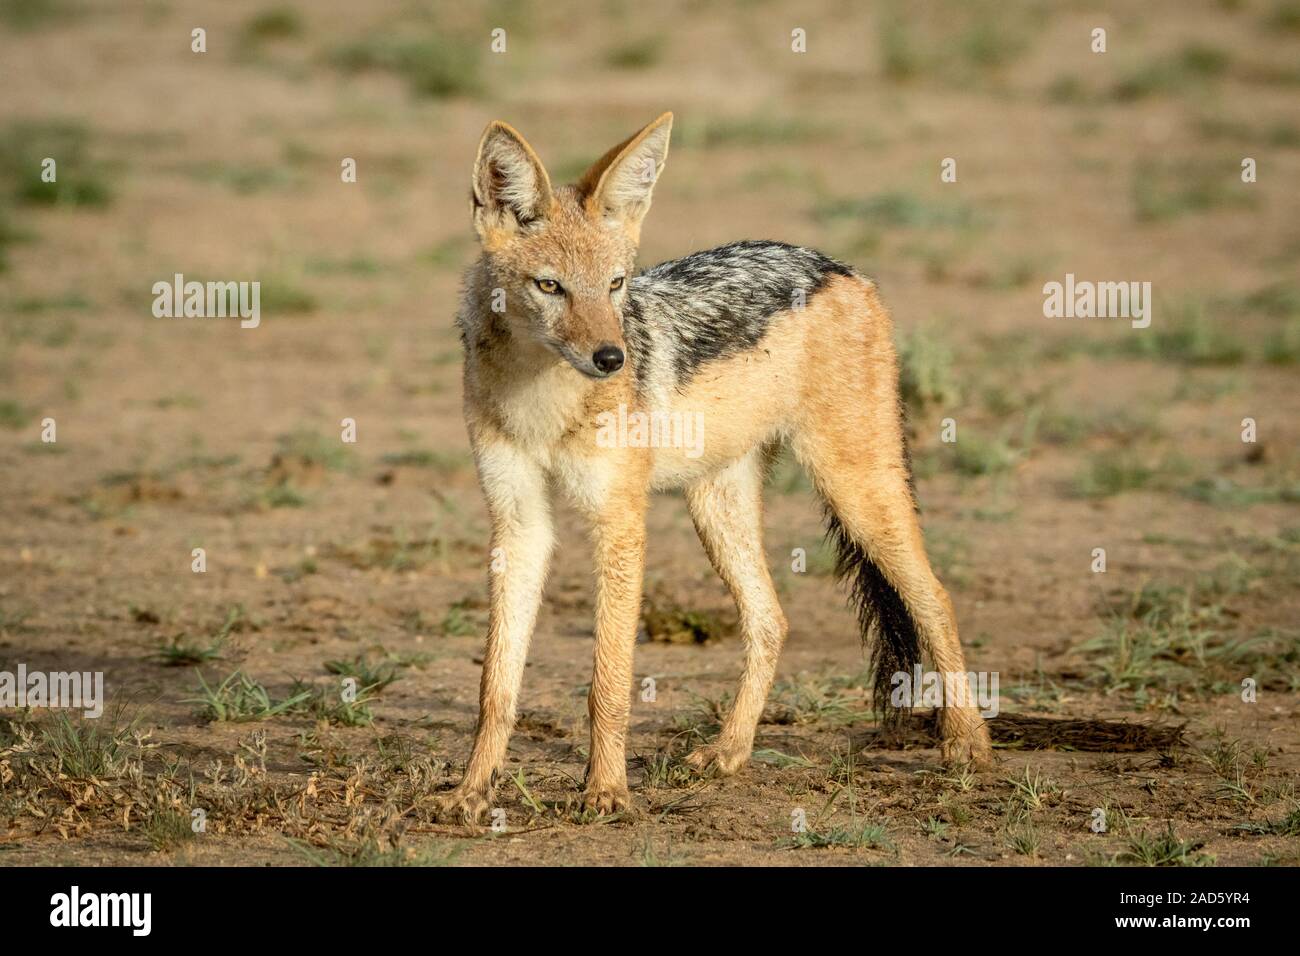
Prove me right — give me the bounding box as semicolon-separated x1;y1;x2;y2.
438;112;993;823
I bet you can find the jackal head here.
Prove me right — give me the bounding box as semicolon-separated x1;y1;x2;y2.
469;112;672;378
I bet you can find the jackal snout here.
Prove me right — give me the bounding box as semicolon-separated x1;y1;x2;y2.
558;296;626;377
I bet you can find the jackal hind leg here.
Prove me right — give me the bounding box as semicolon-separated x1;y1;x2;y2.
793;427;993;769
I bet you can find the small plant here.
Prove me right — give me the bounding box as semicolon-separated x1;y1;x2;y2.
300;680;380;727
1008;765;1056;813
0;121;113;208
39;712;139;779
879;10;920;81
638;837;685;866
785;820;894;850
509;769;548;815
1132;160;1252;223
1234;806;1300;837
641;751;697;789
153;633;224;666
329;32;483;99
920;816;950;840
1117;826;1214;867
399;608;433;635
952;429;1020;477
606;37;663;70
935;766;977;793
242;6;303;43
1203;735;1246;780
1126;300;1245;364
258;277;318;315
1077;572;1292;698
1114;45;1231;101
143;807;196;852
288;834;461;867
155;606;246;665
0;603;32;632
380;448;468;472
750;748;816;770
323;654;403;692
1073;451;1156;498
899;326;958;414
1202;734;1267;804
814;190;976;230
439;601;479;637
0;399;29;430
669;693;725;742
1005;822;1040;857
765;674;862;726
641;599;730;645
187;671;313;722
275;429;355;471
828;748;863;786
260;482;308;508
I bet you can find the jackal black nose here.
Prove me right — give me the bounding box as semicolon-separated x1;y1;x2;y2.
592;345;625;374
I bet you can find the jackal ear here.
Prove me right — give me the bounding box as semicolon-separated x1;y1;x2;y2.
578;112;672;237
471;121;553;240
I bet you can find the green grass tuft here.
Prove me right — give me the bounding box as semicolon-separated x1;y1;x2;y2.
605;37;663;70
899;326;958;414
329;32;482;99
187;670;313;722
1117;826;1214;866
243;6;304;42
0;121;113;208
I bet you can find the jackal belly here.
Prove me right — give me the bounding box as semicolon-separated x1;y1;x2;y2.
647;314;806;489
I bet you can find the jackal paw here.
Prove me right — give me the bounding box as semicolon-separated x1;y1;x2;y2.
434;785;493;825
581;783;632;816
684;742;749;777
940;728;994;771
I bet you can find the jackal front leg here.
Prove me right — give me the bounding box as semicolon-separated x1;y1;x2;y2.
437;444;553;824
582;483;647;816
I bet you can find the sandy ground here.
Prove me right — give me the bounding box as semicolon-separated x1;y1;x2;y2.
0;0;1297;866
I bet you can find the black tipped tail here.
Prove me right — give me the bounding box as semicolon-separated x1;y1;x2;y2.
823;506;920;729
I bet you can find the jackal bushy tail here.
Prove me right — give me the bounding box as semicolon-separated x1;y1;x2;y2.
823;500;919;729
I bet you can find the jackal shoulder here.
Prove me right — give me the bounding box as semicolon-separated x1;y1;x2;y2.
625;240;861;388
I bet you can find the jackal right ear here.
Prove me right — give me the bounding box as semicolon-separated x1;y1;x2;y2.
578;112;672;240
471;121;553;242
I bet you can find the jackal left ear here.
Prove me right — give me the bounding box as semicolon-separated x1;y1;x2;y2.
578;112;672;237
471;121;554;241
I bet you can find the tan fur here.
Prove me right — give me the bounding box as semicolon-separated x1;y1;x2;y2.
578;111;672;245
786;276;990;764
437;117;991;826
682;447;787;774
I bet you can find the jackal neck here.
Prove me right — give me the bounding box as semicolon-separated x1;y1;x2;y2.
459;261;608;451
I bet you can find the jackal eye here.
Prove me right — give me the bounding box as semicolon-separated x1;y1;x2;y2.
535;278;562;295
609;276;625;292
